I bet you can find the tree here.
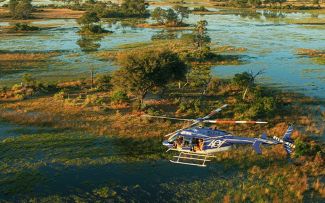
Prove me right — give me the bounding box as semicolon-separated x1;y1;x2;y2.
193;20;211;49
9;0;33;19
78;12;100;26
120;0;149;17
163;8;179;26
22;73;35;87
9;0;18;16
248;0;262;7
232;70;264;100
151;7;166;25
77;12;106;34
112;49;188;107
186;65;211;95
173;5;190;24
277;0;287;7
95;73;112;91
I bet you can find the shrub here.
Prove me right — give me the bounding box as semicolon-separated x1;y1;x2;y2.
176;99;202;116
145;107;162;116
234;95;278;119
22;73;36;87
53;91;66;100
193;6;209;12
84;94;105;106
9;0;33;19
295;139;322;157
95;74;112;91
77;12;110;34
13;23;40;31
110;91;129;104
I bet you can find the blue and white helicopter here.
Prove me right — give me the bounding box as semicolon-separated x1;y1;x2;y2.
144;104;295;167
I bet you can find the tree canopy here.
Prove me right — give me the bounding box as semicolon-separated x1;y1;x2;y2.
112;49;188;107
151;6;190;26
77;12;108;34
9;0;33;19
77;12;100;25
193;20;211;49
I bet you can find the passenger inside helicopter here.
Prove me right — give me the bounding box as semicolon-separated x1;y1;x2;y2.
192;138;204;152
173;136;184;149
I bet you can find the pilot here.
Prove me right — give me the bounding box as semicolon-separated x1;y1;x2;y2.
174;137;183;150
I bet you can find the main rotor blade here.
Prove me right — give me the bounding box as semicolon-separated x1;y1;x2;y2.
204;120;268;124
164;121;200;137
202;104;228;120
141;115;195;122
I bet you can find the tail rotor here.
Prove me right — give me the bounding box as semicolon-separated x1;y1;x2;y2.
273;125;295;154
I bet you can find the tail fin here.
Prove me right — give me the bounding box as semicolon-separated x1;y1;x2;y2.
273;125;295;155
283;125;294;142
253;140;262;154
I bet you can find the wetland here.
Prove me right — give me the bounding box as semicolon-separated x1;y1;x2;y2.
0;0;324;202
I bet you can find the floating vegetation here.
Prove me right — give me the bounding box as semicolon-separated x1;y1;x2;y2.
297;48;325;65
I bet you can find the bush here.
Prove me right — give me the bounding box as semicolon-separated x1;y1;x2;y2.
77;12;110;34
84;0;149;18
234;91;278;119
95;74;112;91
145;107;162;116
84;94;105;106
22;73;35;87
9;0;33;19
53;91;66;100
13;23;40;31
295;139;322;157
110;91;129;104
177;99;202;116
232;71;253;87
193;6;209;12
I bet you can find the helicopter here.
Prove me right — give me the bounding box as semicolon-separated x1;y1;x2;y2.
143;104;295;167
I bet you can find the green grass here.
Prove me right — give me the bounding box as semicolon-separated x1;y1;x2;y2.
0;122;323;201
0;131;168;200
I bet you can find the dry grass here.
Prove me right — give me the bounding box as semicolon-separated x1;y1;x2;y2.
137;23;193;30
0;7;9;16
313;178;325;198
297;48;325;56
296;48;325;65
0;94;182;138
33;9;84;19
0;8;84;21
0;52;60;61
213;45;247;53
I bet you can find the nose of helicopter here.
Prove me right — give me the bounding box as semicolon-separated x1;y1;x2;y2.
162;140;171;146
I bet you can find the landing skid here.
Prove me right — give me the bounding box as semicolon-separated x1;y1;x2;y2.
170;151;215;167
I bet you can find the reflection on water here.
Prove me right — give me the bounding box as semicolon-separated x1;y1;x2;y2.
77;34;104;52
0;9;324;97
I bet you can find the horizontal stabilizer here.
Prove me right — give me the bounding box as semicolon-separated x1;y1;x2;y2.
273;126;295;155
253;140;262;154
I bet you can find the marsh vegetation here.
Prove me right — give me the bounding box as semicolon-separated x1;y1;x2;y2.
0;0;324;202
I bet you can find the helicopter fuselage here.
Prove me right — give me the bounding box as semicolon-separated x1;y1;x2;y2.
163;126;278;154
